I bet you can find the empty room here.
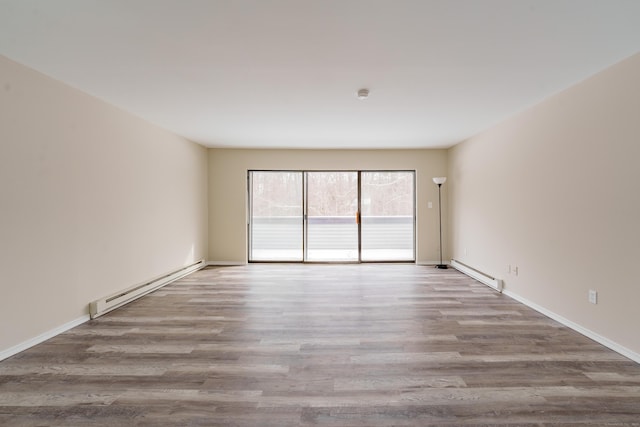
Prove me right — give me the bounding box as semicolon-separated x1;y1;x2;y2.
1;1;639;425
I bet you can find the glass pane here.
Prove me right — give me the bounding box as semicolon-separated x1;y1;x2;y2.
361;171;415;261
249;171;303;261
306;172;358;261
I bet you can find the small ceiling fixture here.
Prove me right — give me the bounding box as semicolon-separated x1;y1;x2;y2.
357;88;369;100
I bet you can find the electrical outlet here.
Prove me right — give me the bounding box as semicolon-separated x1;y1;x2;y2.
588;290;598;304
464;248;468;255
428;201;433;209
513;266;518;276
506;264;511;274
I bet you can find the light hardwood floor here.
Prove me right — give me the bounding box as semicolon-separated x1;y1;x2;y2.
1;264;639;426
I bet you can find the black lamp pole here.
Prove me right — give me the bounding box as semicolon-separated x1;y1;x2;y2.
434;177;448;269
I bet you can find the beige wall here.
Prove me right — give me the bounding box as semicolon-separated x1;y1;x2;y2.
449;53;640;355
0;55;208;353
208;149;448;264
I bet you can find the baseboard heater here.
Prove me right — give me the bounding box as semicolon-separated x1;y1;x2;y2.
89;259;206;319
450;259;503;293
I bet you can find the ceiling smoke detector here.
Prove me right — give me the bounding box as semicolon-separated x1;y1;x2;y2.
357;88;369;100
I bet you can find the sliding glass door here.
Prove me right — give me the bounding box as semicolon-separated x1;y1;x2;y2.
360;171;415;261
249;171;303;261
248;170;415;262
306;172;359;262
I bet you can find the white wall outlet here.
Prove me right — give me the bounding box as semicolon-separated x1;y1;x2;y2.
513;266;518;276
506;264;511;274
428;201;433;209
588;290;598;304
464;248;468;255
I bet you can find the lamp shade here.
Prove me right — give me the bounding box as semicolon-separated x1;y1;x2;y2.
432;177;447;185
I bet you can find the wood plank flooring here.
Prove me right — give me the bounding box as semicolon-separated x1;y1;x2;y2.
1;264;639;426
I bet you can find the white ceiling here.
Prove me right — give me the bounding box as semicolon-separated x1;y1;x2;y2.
1;1;639;149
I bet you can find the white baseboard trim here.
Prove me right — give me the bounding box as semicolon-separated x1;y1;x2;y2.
503;289;640;364
0;315;90;362
207;261;247;266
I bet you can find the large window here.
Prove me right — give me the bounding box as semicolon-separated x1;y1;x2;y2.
249;171;303;261
306;172;359;262
248;171;415;262
360;171;415;261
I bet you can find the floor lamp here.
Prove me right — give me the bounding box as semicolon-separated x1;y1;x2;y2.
433;177;448;269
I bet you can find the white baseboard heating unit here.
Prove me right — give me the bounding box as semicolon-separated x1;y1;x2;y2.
89;259;206;319
450;259;503;293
